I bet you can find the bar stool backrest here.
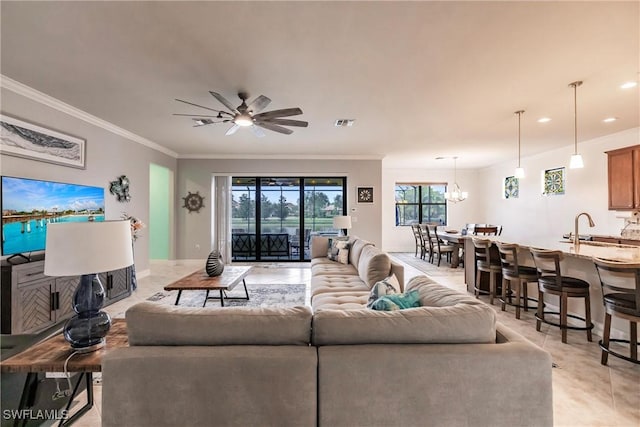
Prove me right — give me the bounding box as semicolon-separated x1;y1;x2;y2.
496;242;520;277
472;238;493;269
530;249;564;287
593;258;640;316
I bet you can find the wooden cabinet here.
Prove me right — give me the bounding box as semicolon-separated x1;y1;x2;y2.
1;260;131;335
606;144;640;210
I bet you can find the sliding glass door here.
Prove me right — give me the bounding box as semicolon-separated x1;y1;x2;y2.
231;176;346;261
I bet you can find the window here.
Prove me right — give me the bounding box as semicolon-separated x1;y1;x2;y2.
395;183;447;226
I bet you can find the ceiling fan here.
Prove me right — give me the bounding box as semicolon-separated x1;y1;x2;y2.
174;91;308;137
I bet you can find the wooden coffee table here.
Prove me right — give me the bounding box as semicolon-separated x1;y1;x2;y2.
0;319;128;426
164;266;253;307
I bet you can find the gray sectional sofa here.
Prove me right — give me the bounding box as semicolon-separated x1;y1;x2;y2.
102;236;553;427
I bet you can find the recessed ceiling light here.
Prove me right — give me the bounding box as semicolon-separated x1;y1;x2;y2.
620;81;638;89
603;117;617;123
537;117;552;123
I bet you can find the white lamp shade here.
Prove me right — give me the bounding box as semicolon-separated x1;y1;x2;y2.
332;215;352;229
44;220;134;276
515;167;525;179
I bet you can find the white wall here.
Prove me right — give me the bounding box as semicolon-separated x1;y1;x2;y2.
478;127;639;242
0;88;178;273
382;167;482;252
176;158;382;259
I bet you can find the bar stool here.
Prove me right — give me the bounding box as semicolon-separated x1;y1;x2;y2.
472;238;501;304
530;249;593;344
495;242;538;319
593;258;639;365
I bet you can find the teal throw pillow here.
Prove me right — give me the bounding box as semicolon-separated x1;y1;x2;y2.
366;278;397;308
370;289;422;311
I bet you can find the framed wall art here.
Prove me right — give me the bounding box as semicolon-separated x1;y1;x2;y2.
543;167;565;195
0;115;86;169
504;176;519;199
356;186;374;204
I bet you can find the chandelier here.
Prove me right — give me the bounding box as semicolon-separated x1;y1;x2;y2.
444;157;468;203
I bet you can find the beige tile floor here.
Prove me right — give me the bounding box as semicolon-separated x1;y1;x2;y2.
68;256;638;427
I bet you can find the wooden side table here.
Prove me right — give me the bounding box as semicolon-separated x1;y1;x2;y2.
1;319;128;426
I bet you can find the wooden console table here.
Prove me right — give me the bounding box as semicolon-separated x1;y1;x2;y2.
164;266;253;307
1;319;128;426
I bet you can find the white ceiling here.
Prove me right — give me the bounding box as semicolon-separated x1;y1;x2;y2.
1;1;638;169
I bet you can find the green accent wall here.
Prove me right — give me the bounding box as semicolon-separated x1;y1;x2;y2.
150;164;171;259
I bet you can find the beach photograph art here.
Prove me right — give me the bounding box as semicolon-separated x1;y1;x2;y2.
0;115;85;169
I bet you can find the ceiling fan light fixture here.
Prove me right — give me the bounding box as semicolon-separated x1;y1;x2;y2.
234;113;254;127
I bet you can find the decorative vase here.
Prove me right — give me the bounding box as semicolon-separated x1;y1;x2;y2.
206;250;225;277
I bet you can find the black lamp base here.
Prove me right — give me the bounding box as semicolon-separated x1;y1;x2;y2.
64;274;111;352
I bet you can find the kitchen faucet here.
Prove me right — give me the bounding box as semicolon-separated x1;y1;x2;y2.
574;212;595;250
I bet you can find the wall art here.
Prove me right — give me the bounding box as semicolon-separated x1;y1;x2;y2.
0;115;86;169
504;176;519;199
543;167;565;195
356;186;374;204
183;191;205;213
110;175;131;202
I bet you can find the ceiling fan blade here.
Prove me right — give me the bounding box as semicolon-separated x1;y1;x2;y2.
175;98;226;114
173;113;218;117
246;95;271;114
192;118;215;127
225;124;240;136
210;91;239;114
250;125;266;138
256;122;294;135
258;118;308;127
253;108;303;120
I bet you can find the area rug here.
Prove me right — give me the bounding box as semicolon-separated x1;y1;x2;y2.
147;282;307;308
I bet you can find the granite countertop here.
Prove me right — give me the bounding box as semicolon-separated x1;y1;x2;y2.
481;236;640;263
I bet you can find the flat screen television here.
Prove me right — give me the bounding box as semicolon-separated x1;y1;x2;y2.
1;176;105;257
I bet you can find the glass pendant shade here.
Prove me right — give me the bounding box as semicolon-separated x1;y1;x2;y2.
569;154;584;169
515;167;525;179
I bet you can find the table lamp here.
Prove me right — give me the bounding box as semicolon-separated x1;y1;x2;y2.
44;220;134;352
332;215;352;236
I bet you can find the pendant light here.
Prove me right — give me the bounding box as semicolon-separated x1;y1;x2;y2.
444;157;468;203
514;110;525;178
568;81;584;169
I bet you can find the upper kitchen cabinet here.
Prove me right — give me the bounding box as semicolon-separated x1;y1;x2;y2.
606;144;640;210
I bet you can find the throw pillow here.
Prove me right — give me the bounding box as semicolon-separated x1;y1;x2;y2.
366;278;398;308
370;289;422;311
327;237;350;264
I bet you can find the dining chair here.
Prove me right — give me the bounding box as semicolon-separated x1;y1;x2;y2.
474;226;499;236
417;225;430;261
427;224;453;267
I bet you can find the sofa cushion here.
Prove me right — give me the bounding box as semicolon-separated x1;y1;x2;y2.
357;245;392;287
366;275;400;308
311;292;370;311
312;277;496;345
311;275;370;297
370;289;421;311
349;238;374;267
311;261;358;276
126;302;312;346
310;235;330;259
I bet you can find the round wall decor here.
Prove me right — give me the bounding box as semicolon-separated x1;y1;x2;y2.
182;191;205;213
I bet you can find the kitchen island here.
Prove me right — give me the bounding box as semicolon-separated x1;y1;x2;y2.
463;236;640;339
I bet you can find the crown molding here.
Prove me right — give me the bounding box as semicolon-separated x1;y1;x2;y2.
0;75;178;158
177;153;384;160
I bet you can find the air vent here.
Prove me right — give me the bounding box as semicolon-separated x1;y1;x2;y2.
334;119;355;127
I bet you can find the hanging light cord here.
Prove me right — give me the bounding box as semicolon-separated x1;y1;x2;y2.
570;81;582;155
516;110;524;167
